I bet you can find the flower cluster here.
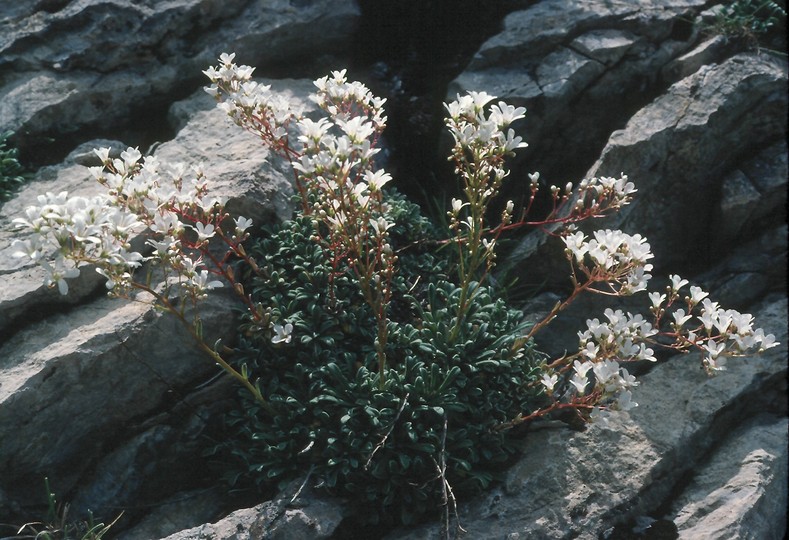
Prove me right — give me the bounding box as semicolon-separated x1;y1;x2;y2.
207;57;396;385
12;144;260;301
11;190;144;294
444;91;526;226
578;308;658;363
525;272;779;427
650;276;779;373
563;229;654;294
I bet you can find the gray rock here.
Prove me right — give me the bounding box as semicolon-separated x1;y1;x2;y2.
586;53;787;270
118;487;230;540
569;29;638;66
670;415;788;540
536;46;606;101
696;225;787;310
718;169;765;244
159;503;269;540
0;285;237;507
0;0;359;158
159;480;345;540
662;35;730;83
447;0;709;216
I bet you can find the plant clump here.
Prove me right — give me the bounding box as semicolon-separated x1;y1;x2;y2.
10;53;779;537
0;131;30;203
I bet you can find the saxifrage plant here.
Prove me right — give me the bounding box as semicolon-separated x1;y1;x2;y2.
10;53;779;535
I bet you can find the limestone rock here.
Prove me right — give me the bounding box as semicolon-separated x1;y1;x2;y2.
584;53;787;271
0;0;359;162
670;415;788;540
448;0;706;187
158;480;345;540
117;487;231;540
661;35;730;83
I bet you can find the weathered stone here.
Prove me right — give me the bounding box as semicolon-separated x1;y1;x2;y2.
536;46;606;101
117;487;230;540
159;480;345;540
0;0;360;161
740;141;788;221
696;225;787;310
661;35;730;82
670;415;788;540
159;502;269;540
588;53;786;269
569;29;638;66
448;0;709;208
718;169;763;243
0;287;235;508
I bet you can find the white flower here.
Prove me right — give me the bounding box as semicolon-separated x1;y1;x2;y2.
271;322;293;345
563;231;588;262
573;359;594;379
370;217;393;237
569;373;588;395
703;340;726;359
120;147;142;168
190;270;224;296
648;292;666;309
614;390;638;411
759;333;779;351
364;170;392;191
41;258;80;295
669;274;689;292
218;52;236;66
488;101;526;127
450;198;468;216
192;222;216;242
688;286;709;305
540;373;558;392
93;147;112;163
234;216;253;234
672;308;692;328
592;360;619;386
703;352;727;373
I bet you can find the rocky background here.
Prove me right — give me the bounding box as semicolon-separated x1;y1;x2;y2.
0;1;786;539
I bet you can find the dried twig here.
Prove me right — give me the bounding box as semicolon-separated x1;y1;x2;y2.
364;392;410;470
